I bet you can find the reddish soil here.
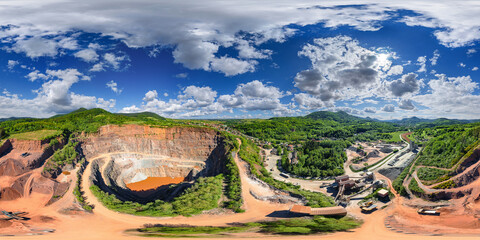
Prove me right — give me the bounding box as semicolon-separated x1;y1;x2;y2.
401;132;412;143
126;177;185;191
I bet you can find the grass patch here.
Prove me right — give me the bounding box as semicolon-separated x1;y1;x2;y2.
408;178;425;195
90;175;224;217
9;129;62;140
433;180;456;189
385;131;407;143
417;167;450;183
129;216;361;237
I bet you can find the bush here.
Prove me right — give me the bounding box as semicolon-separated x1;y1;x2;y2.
91;175;224;217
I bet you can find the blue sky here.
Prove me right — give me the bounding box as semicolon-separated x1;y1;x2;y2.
0;1;479;119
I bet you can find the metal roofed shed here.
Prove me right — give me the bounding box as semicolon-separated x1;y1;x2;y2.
289;205;347;216
377;189;389;198
335;175;349;183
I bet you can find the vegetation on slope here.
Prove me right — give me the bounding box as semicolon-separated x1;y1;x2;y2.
90;175;224;217
8;129;62;140
238;137;334;208
281;140;348;177
221;132;243;212
129;216;361;237
416;125;480;168
0;108;173;139
417;167;450;182
225;111;399;144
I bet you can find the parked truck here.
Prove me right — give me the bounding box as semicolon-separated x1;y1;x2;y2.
417;208;440;216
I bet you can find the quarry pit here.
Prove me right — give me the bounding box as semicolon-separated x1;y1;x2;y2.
83;125;230;202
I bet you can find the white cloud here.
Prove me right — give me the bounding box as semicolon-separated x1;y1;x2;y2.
90;63;105;72
459;62;466;67
74;48;99;62
294;36;393;103
412;74;480;119
11;37;58;58
473;67;479;71
0;69;115;118
106;80;122;94
382;104;395;112
0;1;478;78
398;99;415;110
7;60;19;70
467;49;477;55
363;107;376;113
234;80;284;99
122;80;291;118
430;50;440;65
210;56;257;76
389;73;420;97
294;93;324;110
103;53;127;70
387;65;403;76
175;73;188;79
416;56;426;72
26;70;48;82
143;90;158;102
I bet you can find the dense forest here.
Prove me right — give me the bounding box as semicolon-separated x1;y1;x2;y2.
225;111;399;144
0;108;169;139
415;125;480;168
282;140;348;177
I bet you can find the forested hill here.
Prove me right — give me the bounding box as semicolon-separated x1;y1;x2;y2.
389;117;479;127
0;108;169;139
304;111;367;123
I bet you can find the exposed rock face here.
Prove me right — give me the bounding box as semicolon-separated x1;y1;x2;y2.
0;138;64;202
85;125;229;202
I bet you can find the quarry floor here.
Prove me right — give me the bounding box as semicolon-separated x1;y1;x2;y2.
2;139;480;239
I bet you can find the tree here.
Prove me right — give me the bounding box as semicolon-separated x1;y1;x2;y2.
0;127;5;139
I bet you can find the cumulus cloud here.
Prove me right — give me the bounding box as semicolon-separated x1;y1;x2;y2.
398;99;415;110
0;1;478;77
382;104;395;112
416;56;427;72
473;67;479;71
467;49;477;55
389;73;420;97
294;93;325;110
74;48;99;62
412;74;480;119
459;62;466;68
106;80;122;94
26;70;48;82
430;50;440;65
363;107;376;113
387;65;403;76
209;56;257;76
294;36;393;103
0;68;115;118
122;80;292;118
7;60;19;70
143;90;158;102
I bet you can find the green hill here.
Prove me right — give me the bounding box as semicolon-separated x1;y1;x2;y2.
304;111;366;123
0;108;167;139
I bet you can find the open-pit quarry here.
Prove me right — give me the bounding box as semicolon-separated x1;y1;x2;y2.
82;125;229;203
1;125;480;240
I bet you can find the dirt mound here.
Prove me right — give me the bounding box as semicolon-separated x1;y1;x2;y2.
0;159;25;176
